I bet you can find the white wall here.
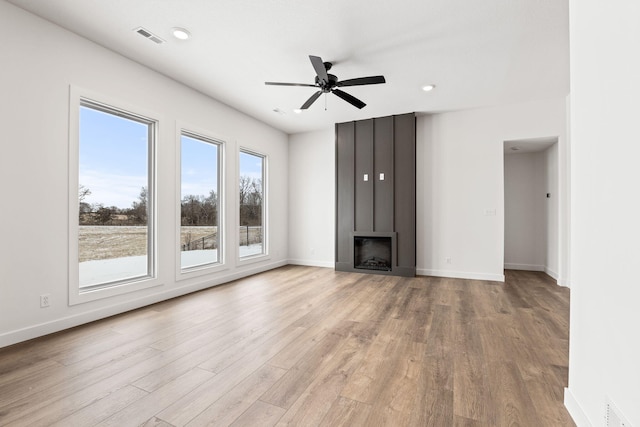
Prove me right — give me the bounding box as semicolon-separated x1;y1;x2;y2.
417;99;567;281
0;1;288;347
504;152;547;271
288;129;335;267
288;99;569;283
565;1;640;425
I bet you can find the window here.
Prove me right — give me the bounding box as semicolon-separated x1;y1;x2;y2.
180;132;221;270
239;150;265;258
77;100;155;290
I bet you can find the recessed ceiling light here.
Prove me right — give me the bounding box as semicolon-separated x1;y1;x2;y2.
172;27;191;40
422;84;436;92
293;109;303;114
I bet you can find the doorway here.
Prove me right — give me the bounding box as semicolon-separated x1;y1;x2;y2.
503;137;559;279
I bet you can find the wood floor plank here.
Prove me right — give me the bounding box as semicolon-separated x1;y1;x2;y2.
425;304;453;359
0;267;573;427
361;340;427;426
139;417;176;427
0;345;161;424
96;368;215;426
453;415;485;427
524;377;576;426
340;317;407;403
453;352;489;422
157;326;307;426
134;316;291;392
273;323;371;427
0;326;123;374
49;385;149;427
318;396;372;427
260;321;356;409
409;355;454;426
228;400;285;427
486;361;544;426
183;364;287;427
266;321;332;370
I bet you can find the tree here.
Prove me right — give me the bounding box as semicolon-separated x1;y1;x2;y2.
129;186;147;224
203;190;217;226
78;185;92;216
239;176;262;226
95;205;114;225
180;190;218;226
181;194;201;225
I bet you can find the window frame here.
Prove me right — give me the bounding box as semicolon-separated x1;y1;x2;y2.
176;125;227;279
68;86;160;305
237;147;268;263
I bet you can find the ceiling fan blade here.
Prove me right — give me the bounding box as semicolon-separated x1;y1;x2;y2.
337;75;386;87
265;82;317;87
332;89;366;109
301;91;323;109
309;55;329;84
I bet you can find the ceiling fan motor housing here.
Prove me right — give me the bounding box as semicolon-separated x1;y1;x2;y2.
316;73;338;92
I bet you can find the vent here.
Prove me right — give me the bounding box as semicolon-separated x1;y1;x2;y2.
134;27;165;44
606;397;632;427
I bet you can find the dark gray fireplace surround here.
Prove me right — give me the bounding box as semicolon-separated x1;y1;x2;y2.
335;113;416;277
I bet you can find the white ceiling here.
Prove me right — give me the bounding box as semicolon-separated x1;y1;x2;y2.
8;0;569;135
504;137;558;154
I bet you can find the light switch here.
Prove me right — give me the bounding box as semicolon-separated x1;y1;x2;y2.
379;173;385;181
364;174;369;181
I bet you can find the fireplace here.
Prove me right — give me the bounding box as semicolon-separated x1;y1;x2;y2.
352;232;396;273
335;114;415;277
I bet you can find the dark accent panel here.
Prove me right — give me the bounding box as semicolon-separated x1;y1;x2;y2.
335;122;355;264
335;113;416;277
394;113;416;269
354;119;374;232
374;116;394;232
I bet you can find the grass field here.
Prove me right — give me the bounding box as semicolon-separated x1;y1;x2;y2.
78;226;265;262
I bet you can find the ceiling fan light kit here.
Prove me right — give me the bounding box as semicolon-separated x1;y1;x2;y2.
265;55;386;110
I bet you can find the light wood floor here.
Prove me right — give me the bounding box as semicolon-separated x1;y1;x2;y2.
0;267;574;426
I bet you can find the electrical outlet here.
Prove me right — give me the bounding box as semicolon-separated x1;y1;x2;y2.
40;294;50;308
445;257;452;264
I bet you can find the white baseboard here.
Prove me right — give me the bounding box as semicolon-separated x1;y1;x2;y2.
287;259;334;268
0;260;287;349
564;387;592;427
545;267;559;280
416;268;505;282
546;269;572;288
504;263;545;271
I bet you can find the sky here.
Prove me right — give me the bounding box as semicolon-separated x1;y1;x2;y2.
180;134;218;200
79;106;262;209
239;151;264;182
79;106;148;209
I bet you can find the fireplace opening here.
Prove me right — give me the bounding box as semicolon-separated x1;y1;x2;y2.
354;236;392;271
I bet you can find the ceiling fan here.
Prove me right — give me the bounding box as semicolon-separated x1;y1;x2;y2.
265;55;386;110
